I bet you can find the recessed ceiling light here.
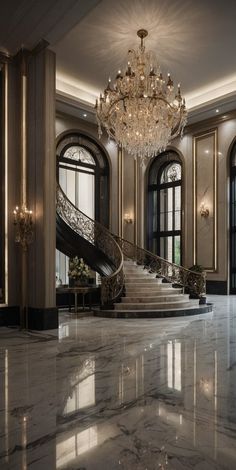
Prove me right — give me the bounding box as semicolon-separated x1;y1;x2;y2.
83;113;87;117
215;109;219;113
205;150;209;154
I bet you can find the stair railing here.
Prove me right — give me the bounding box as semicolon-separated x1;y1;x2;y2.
113;235;206;298
56;185;124;306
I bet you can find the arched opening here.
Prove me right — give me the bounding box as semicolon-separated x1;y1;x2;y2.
56;132;110;284
230;140;236;293
147;151;183;264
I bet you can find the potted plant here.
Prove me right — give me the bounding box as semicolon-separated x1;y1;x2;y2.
68;257;90;287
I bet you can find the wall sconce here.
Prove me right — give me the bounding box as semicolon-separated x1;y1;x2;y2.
124;213;133;224
13;205;33;250
200;203;209;218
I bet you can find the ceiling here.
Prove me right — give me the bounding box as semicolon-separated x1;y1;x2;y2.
1;0;236;114
52;0;236;110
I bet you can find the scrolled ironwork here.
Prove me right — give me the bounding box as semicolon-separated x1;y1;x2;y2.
56;185;124;306
57;184;205;308
113;236;206;298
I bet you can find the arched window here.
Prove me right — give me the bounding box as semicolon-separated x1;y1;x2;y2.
56;132;110;284
56;132;109;225
58;145;96;220
147;151;182;264
230;141;236;293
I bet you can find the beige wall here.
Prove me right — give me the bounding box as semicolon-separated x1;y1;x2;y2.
142;118;236;285
56;106;236;289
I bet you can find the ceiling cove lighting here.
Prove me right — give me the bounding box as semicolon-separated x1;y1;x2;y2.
95;29;187;164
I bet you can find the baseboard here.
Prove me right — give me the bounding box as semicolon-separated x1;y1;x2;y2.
0;306;20;326
206;280;227;295
28;307;58;330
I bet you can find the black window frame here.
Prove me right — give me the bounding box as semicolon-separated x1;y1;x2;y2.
147;153;182;265
56;133;110;227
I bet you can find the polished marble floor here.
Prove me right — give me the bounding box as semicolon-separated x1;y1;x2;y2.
1;296;236;469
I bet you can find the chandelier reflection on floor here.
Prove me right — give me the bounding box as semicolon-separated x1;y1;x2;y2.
96;29;187;164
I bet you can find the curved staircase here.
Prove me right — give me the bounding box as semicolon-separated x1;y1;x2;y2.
56;185;212;318
106;260;212;318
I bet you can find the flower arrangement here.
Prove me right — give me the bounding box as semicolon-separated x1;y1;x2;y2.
68;257;90;282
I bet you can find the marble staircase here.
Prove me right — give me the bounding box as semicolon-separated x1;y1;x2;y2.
112;260;202;317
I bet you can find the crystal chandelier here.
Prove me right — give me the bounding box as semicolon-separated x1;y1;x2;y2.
96;29;187;163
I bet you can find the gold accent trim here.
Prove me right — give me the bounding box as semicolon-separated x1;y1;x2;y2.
118;146;124;237
21;75;27;206
193;128;218;271
4;63;8;305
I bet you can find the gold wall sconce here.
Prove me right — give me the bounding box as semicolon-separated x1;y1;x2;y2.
200;203;209;218
124;213;133;224
13;205;33;250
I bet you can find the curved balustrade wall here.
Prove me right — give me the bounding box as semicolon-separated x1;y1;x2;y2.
56;186;124;306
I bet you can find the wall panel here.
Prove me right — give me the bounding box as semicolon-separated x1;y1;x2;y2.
193;129;217;271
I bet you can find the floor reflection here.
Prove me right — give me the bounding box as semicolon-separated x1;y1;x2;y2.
1;296;236;469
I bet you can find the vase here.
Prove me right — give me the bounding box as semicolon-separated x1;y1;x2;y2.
75;279;88;287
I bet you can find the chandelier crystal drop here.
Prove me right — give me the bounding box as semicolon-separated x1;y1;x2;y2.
95;29;188;163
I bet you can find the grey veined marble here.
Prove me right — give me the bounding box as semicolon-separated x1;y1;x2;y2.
1;295;236;469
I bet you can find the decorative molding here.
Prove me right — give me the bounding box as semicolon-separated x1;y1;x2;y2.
186;108;236;133
3;63;8;305
193;128;218;272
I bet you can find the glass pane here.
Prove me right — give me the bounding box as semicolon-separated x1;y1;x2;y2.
160;188;173;231
175;211;181;231
59;167;67;194
174;236;181;265
78;172;95;219
160;163;181;183
59;168;76;205
175;186;181;211
160;236;173;263
167;187;173;213
64;146;95;165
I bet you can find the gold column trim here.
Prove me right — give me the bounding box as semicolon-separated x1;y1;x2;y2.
21;75;27;206
4;62;9;305
193;128;218;272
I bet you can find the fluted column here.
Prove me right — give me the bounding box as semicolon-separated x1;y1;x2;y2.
27;47;57;329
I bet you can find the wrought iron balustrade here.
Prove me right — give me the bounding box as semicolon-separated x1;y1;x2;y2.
57;185;205;307
56;185;124;306
113;235;206;298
